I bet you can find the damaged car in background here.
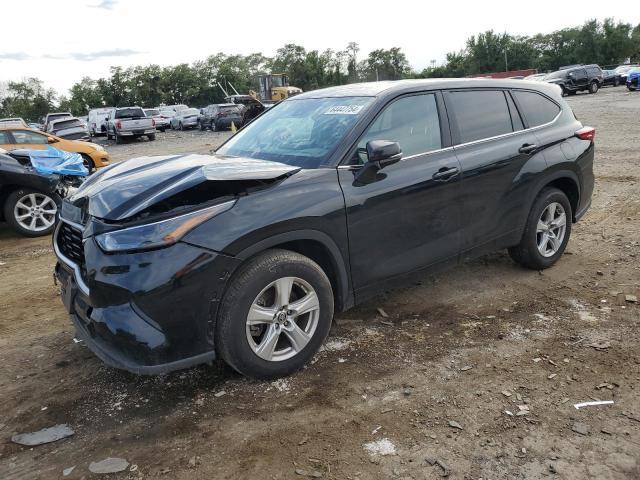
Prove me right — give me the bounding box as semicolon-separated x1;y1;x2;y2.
54;79;594;380
46;117;90;141
0;147;85;237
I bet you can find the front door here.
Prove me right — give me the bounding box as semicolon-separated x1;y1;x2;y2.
338;92;462;297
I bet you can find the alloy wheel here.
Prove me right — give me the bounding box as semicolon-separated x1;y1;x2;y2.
13;193;57;233
536;202;567;257
246;276;320;362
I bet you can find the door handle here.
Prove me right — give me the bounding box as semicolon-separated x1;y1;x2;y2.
519;143;538;154
432;166;460;181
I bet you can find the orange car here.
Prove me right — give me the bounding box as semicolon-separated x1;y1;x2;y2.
0;126;110;171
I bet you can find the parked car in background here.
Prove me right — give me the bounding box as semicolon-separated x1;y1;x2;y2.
199;104;244;131
614;64;639;85
106;107;156;143
161;104;188;113
88;107;114;136
170;108;200;130
601;70;621;87
225;95;266;123
47;117;90;141
53;79;594;379
0;148;83;237
0;127;110;172
143;108;170;132
28;122;42;130
0;118;28;128
626;67;640;91
543;64;603;95
42;112;73;132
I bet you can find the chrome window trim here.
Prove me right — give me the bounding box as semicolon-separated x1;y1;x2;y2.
54;219;90;295
337;146;455;170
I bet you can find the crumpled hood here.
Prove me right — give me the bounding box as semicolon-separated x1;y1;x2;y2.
66;153;300;221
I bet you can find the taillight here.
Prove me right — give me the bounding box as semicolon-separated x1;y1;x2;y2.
115;120;122;129
575;126;595;140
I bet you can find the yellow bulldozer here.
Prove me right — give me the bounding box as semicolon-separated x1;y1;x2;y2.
250;74;302;103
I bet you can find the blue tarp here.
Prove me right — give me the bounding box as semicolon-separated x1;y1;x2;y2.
28;146;89;177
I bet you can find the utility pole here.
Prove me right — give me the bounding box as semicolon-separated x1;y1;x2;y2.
504;51;508;72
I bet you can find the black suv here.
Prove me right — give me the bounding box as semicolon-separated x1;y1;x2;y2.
543;64;603;95
54;79;594;379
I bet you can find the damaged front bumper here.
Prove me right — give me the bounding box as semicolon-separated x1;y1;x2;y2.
53;219;242;374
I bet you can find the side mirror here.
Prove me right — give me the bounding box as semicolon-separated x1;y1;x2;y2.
366;140;402;169
47;136;58;144
353;140;402;186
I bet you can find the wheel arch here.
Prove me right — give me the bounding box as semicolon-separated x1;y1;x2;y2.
532;172;580;222
235;230;353;313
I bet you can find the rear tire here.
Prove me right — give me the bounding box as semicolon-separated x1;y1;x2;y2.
148;133;156;141
115;132;122;144
508;188;572;270
589;81;599;94
215;249;334;379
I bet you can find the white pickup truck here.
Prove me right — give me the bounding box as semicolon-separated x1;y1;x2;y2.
105;107;156;143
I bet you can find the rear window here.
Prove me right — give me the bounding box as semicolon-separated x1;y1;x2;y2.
220;105;241;112
115;108;145;119
48;113;71;122
53;119;83;130
182;108;200;116
144;109;159;116
586;67;601;75
448;90;513;144
512;90;560;127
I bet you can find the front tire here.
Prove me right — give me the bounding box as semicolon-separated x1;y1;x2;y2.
3;188;61;237
216;249;334;379
508;188;572;270
80;154;95;173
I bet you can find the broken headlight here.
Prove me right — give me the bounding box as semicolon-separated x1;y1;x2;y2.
95;200;235;253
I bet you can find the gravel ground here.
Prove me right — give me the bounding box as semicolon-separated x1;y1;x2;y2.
0;87;639;480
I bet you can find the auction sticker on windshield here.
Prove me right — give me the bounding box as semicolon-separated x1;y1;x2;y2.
324;105;365;115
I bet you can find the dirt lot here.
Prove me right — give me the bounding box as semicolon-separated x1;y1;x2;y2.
1;87;639;480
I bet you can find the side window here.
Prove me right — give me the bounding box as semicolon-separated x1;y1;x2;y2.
512;90;560;127
448;90;513;144
0;131;13;144
356;94;441;163
12;130;49;144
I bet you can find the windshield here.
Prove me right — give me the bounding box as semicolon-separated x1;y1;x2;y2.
217;96;374;169
115;108;145;119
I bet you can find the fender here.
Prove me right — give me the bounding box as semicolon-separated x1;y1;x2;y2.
526;168;581;220
236;229;353;311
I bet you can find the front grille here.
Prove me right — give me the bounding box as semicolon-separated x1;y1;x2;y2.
57;222;86;274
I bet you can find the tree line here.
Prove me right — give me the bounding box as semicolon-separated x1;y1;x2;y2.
1;18;638;121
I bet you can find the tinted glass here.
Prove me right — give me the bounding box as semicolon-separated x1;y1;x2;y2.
218;96;374;169
182;108;200;116
0;131;12;143
12;130;49;144
115;108;145;119
47;113;71;123
53;119;83;130
449;90;513;143
145;109;159;116
544;70;566;80
357;94;441;161
512;90;560;127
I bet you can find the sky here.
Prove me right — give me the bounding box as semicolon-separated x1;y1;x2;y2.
1;0;638;95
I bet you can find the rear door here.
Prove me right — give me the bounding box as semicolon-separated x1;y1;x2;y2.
338;92;463;295
0;130;14;150
444;89;542;255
